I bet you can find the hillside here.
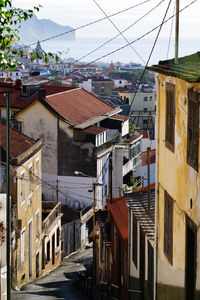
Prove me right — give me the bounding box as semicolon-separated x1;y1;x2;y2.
18;14;75;44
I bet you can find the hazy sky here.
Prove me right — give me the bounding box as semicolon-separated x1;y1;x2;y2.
11;0;200;64
12;0;200;39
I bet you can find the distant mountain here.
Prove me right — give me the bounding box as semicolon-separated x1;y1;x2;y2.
18;14;75;44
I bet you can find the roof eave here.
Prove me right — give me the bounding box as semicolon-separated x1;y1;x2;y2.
74;107;122;129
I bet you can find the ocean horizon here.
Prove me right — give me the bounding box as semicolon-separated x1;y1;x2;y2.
26;36;199;66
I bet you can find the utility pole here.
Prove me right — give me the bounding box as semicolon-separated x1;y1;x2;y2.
147;147;151;210
175;0;179;63
6;92;11;300
56;178;59;203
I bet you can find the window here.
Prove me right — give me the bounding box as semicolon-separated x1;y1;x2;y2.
123;249;128;287
150;96;152;101
56;227;60;247
187;89;199;171
47;240;50;262
20;172;25;205
164;191;173;264
35;159;40;188
143;108;148;112
35;211;40;240
113;226;117;261
104;184;108;196
21;228;26;263
148;241;154;297
143;120;148;125
144;96;148;101
132;215;137;267
165;83;175;152
28;165;33;196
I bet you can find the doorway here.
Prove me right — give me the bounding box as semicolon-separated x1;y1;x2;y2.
28;221;33;277
140;227;145;299
185;215;197;300
52;234;55;265
36;252;39;277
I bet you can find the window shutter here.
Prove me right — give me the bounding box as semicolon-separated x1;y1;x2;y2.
165;83;175;152
164;191;173;264
187;89;199;171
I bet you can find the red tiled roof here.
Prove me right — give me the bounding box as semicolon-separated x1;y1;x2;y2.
0;123;36;159
142;149;156;166
0;84;75;109
107;196;128;243
45;88;115;126
110;114;129;121
82;126;108;135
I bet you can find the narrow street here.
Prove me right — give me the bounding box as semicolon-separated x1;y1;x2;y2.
11;248;93;300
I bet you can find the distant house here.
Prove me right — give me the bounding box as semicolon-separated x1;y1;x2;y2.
92;78;114;96
148;52;200;300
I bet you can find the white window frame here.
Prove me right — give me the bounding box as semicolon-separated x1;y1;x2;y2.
21;227;26;263
19;171;25;206
28;163;33;198
35;209;40;241
35;158;40;190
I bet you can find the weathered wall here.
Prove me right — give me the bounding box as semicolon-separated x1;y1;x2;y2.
13;150;42;289
16;102;58;175
62;219;81;258
58;119;97;177
42;218;62;275
157;74;200;299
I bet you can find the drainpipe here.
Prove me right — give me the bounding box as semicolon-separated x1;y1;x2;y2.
154;74;160;300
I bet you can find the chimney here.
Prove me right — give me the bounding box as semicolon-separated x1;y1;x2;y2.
38;87;46;100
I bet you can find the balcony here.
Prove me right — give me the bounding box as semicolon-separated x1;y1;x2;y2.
97;129;120;155
42;202;62;234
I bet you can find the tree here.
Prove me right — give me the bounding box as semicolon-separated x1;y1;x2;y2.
0;0;58;70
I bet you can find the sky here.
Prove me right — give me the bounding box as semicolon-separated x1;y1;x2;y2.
12;0;200;39
12;0;200;64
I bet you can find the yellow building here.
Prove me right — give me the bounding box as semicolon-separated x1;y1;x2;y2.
0;123;43;289
148;52;200;299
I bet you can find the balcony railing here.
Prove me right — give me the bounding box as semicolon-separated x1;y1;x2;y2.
42;202;62;233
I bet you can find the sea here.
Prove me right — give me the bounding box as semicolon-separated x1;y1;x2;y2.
38;36;200;66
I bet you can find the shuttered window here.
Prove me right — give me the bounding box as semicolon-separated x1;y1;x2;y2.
165;83;175;152
132;215;138;267
187;89;199;171
164;191;173;264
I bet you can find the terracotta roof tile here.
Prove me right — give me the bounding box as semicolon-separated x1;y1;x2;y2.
45;88;115;126
0;123;36;159
110;114;129;121
82;126;108;135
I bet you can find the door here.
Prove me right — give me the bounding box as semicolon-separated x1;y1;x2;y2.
185;216;197;300
140;227;145;299
52;233;55;265
36;252;39;277
28;221;33;277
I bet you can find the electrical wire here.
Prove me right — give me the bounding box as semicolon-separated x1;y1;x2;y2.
166;0;176;59
92;0;146;64
19;0;152;50
28;0;197;87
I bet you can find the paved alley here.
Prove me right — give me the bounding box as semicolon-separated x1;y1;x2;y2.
11;248;93;300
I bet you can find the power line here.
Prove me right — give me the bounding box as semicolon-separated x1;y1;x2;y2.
20;0;152;49
97;0;173;185
166;0;175;59
63;0;165;67
29;0;197;86
92;0;146;64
